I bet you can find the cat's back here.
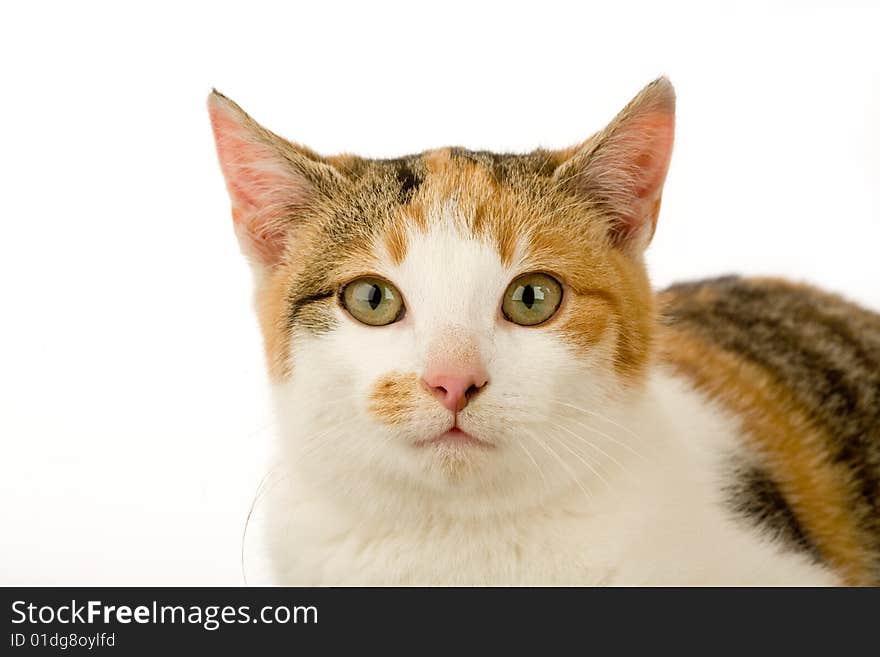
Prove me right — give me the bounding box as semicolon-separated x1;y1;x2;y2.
657;275;880;585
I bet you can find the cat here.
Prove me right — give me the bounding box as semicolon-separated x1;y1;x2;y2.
208;78;880;585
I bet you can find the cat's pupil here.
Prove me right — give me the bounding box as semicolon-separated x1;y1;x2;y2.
521;284;535;309
368;284;382;310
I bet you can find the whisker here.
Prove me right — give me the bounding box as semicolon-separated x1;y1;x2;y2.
298;415;366;458
544;424;616;498
546;399;649;461
547;417;633;478
525;427;593;505
241;464;290;585
249;420;276;434
242;413;364;583
516;440;548;492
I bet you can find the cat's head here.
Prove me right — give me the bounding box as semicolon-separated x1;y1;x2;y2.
208;79;674;513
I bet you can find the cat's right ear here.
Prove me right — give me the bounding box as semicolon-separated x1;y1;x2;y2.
552;77;675;255
207;91;342;268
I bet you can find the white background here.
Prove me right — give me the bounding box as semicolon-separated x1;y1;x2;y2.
1;1;878;584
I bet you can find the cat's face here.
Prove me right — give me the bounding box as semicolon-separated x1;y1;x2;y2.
209;79;675;509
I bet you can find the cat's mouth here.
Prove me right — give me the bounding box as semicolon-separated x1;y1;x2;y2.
414;427;494;449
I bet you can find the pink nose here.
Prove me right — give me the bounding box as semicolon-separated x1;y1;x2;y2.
422;368;489;412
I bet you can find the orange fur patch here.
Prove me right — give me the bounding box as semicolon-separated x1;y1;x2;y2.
394;149;522;264
255;262;296;381
659;326;876;586
526;218;655;383
384;220;409;265
423;147;453;174
369;372;425;425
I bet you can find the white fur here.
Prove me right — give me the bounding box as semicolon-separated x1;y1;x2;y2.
251;207;838;586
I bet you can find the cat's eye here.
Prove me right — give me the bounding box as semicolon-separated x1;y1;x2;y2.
501;272;563;326
341;276;405;326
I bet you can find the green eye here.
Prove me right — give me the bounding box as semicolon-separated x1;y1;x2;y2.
341;276;405;326
501;272;563;326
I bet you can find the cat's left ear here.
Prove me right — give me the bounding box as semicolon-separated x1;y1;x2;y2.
207;90;344;269
553;77;675;254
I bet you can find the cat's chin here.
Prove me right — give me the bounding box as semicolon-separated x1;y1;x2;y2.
413;427;494;450
407;426;498;486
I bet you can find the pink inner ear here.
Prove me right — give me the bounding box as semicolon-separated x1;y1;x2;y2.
231;208;290;266
597;109;674;250
208;98;310;267
629;112;674;200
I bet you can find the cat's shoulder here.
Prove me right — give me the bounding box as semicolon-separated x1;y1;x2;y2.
658;274;880;336
656;274;880;436
655;275;880;585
